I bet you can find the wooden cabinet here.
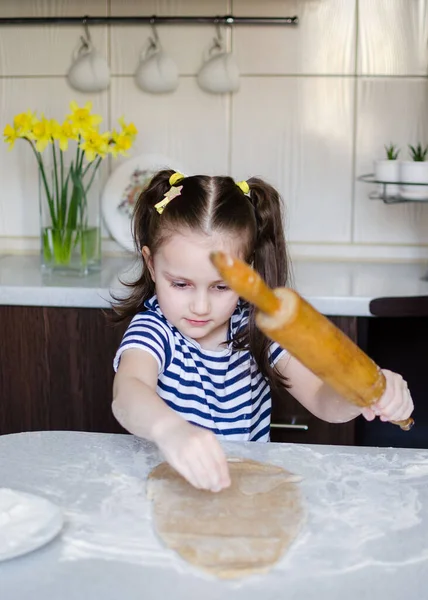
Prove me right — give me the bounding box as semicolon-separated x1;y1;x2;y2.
0;306;356;445
355;316;428;450
0;306;127;436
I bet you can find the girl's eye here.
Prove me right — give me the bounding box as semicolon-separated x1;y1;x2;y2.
214;284;230;292
171;281;189;289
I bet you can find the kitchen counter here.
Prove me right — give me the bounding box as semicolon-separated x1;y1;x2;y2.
1;431;427;600
1;254;428;316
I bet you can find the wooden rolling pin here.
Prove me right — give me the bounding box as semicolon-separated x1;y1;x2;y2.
210;252;414;431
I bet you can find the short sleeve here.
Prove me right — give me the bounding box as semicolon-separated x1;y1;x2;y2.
268;342;287;368
113;311;173;373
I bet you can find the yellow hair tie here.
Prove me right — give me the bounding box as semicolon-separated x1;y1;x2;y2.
236;180;250;194
169;172;185;186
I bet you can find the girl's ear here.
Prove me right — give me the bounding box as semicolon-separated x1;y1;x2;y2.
142;246;155;282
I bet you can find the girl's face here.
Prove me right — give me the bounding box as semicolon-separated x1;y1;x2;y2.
143;229;245;351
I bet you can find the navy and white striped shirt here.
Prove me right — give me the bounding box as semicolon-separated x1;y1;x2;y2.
113;295;286;442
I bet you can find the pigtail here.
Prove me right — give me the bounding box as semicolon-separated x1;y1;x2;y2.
243;177;291;392
247;177;288;289
132;169;174;252
111;169;174;322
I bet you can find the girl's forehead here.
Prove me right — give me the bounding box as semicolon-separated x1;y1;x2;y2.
157;230;245;269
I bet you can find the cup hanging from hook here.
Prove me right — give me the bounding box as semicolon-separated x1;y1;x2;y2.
197;16;240;94
135;14;179;94
67;14;110;93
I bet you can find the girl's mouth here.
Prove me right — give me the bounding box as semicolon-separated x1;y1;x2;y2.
186;319;209;327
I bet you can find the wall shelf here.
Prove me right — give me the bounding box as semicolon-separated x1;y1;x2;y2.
358;173;428;205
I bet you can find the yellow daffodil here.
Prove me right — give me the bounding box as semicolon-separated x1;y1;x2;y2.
67;101;103;134
13;110;37;138
3;124;19;149
49;119;61;138
51;120;78;152
118;117;138;140
32;116;54;152
79;130;110;162
109;129;133;158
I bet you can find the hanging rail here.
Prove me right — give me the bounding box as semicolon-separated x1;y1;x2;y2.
0;14;298;27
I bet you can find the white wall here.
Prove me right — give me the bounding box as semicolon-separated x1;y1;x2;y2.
0;0;428;260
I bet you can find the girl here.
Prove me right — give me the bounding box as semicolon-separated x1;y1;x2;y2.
112;170;414;492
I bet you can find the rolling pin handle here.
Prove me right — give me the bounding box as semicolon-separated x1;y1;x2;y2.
392;417;414;432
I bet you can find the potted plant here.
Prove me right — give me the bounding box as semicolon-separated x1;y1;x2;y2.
399;143;428;200
374;143;400;198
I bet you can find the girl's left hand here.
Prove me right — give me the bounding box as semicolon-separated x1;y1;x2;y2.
361;369;414;423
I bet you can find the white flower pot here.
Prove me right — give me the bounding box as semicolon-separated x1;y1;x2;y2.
374;159;399;198
399;161;428;200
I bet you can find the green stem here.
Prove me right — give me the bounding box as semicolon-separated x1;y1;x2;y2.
75;135;81;169
84;156;102;193
51;141;60;224
26;139;57;229
74;137;81;190
60;151;64;196
59;151;64;228
79;148;85;172
82;160;92;178
60;154;70;229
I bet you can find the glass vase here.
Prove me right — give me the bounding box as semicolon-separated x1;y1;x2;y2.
39;163;102;276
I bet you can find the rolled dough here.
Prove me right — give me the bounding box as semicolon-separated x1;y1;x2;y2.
147;458;305;579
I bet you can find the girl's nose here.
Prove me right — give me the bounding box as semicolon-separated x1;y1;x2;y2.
190;291;210;315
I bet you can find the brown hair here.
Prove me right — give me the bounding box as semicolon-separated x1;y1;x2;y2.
112;169;291;392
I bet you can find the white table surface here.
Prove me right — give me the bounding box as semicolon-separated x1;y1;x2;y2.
1;431;428;600
1;253;428;315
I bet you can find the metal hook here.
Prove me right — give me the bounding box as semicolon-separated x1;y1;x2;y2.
214;17;223;43
211;16;223;51
81;15;92;48
149;15;159;45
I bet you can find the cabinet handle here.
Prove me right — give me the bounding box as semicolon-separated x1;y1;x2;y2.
270;423;309;431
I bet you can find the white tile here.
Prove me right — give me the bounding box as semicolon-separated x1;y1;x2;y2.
110;0;230;75
354;78;428;244
293;260;353;297
0;0;108;76
358;0;428;75
0;79;108;237
231;77;354;243
109;76;229;174
233;0;356;75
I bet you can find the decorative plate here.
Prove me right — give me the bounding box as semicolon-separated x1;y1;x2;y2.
102;153;189;252
0;488;64;561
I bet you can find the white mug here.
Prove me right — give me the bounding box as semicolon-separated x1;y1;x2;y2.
67;40;110;93
135;40;179;94
197;41;240;94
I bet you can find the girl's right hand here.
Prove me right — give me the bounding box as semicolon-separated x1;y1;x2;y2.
154;418;231;493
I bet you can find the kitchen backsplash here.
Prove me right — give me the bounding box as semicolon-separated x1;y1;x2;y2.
0;0;428;260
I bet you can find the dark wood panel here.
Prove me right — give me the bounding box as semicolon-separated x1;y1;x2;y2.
270;316;357;445
356;316;428;449
0;306;127;435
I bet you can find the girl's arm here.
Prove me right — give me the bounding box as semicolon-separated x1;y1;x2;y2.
112;349;230;492
276;354;414;424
